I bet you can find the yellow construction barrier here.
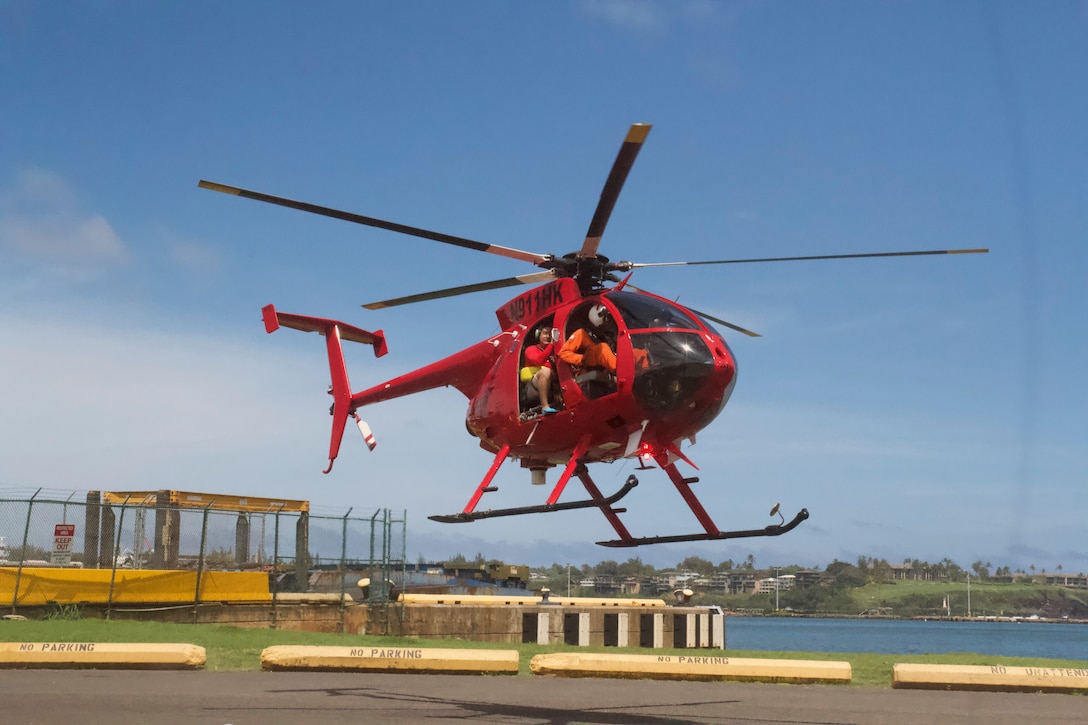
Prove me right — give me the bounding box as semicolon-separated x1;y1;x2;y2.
531;652;852;684
0;642;205;669
261;645;519;674
0;567;270;605
893;663;1088;693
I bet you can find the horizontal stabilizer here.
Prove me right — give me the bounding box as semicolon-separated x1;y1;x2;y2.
262;304;387;357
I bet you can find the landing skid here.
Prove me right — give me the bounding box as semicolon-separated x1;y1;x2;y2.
429;444;808;548
429;475;638;523
596;507;809;548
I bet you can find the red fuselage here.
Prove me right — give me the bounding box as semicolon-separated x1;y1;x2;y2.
351;279;737;471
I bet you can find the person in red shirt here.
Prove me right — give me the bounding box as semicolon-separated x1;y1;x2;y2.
521;326;558;414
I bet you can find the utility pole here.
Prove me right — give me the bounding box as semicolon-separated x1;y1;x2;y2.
967;572;972;618
775;566;780;611
567;563;571;597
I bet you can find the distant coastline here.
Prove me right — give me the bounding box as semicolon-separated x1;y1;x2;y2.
720;608;1088;625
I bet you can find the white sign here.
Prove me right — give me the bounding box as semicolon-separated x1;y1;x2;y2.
51;524;75;565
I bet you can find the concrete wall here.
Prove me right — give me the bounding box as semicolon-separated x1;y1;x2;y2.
10;595;724;650
345;604;724;649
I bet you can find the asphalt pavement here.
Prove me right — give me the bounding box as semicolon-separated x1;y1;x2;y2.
1;670;1085;724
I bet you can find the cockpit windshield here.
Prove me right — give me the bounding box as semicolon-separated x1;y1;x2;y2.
608;291;702;330
606;292;721;413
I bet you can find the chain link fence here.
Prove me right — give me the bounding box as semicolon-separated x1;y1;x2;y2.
0;487;406;621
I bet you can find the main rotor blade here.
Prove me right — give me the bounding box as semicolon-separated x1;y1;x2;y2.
686;306;761;338
578;124;652;259
363;271;557;310
630;247;989;268
198;180;550;265
626;284;760;338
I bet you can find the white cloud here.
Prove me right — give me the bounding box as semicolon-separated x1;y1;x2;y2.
579;0;737;35
1;213;125;262
0;309;312;490
0;169;127;264
167;235;224;279
579;0;666;32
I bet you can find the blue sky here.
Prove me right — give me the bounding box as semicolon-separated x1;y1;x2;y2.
2;1;1086;573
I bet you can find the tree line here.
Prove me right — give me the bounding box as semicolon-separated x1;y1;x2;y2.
442;552;1078;583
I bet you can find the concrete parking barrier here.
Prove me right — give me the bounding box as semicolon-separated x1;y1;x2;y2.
261;645;519;675
0;642;205;669
893;663;1088;693
531;652;852;684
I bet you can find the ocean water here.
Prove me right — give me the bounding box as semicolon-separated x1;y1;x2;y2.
725;616;1088;661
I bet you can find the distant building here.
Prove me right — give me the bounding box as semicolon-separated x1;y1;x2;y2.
1045;574;1088;589
793;570;822;588
754;575;794;594
591;576;642;595
888;563;936;581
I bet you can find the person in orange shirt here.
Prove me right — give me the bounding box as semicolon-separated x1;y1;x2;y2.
559;304;617;373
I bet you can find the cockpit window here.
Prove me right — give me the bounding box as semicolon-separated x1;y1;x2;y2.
607;291;702;330
630;331;715;412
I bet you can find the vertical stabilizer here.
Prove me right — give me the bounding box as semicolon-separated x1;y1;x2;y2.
261;304;386;472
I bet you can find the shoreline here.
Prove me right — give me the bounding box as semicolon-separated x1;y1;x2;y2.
723;611;1088;624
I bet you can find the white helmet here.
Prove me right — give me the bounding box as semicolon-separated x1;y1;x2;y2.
588;303;610;327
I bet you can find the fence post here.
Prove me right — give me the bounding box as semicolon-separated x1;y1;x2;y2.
99;504;115;571
106;496;131;621
294;510;309;598
271;506;281;629
193;500;214;624
10;487;41;614
235;513;250;564
368;509;380;604
339;507;353;634
83;491;101;569
62;492;75;524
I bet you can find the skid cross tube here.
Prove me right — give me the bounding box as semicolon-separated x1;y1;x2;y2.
428;474;638;523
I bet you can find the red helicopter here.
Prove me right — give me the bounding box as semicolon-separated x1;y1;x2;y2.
200;124;986;547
